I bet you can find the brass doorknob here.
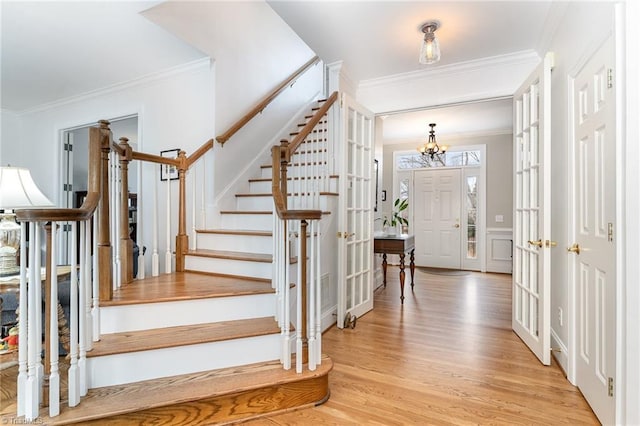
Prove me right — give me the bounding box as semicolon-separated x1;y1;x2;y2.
528;239;543;247
568;243;581;255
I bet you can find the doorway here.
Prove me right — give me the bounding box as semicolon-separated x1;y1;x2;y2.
58;116;139;265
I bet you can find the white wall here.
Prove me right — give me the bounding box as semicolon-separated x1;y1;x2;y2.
142;0;321;197
0;109;22;165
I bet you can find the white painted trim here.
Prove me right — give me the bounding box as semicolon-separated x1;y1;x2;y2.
374;96;513;118
551;327;569;376
16;58;212;116
383;128;512;146
535;2;571;56
321;305;336;332
486;227;513;274
359;50;539;90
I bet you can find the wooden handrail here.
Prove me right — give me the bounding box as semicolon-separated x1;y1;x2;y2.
216;56;321;147
131;151;180;167
186;138;214;168
289;91;338;156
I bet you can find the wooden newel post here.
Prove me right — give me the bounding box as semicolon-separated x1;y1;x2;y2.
300;219;309;365
96;120;113;301
176;150;189;272
118;137;134;284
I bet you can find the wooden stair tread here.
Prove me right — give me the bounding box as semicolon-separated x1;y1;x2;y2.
220;210;272;215
248;175;338;182
89;317;280;357
103;271;271;306
187;248;272;263
196;229;272;237
235;192;339;197
39;355;333;425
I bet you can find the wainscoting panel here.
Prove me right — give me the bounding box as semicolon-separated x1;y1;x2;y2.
486;228;513;273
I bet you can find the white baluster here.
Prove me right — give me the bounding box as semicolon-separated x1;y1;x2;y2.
17;222;27;416
114;153;122;289
200;155;206;230
91;214;100;342
110;151;117;290
78;221;87;396
191;166;197;250
316;220;322;365
136;161;145;279
25;222;39;420
84;221;93;351
283;219;291;371
49;224;60;416
295;221;303;374
34;224;43;405
308;221;316;371
68;221;80;407
152;163;159;276
165;168;172;274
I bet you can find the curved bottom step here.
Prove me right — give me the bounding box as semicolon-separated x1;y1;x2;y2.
34;355;333;425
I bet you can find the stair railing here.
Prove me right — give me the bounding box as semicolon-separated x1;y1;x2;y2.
271;91;339;373
13;120;214;420
216;56;320;146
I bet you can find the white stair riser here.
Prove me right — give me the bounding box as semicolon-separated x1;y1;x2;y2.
196;233;272;254
220;213;273;231
250;178;339;193
185;255;272;279
100;293;275;334
87;334;280;388
236;196;274;211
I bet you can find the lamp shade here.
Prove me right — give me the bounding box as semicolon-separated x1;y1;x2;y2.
0;166;53;209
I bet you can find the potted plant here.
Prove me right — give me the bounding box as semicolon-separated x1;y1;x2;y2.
382;198;409;235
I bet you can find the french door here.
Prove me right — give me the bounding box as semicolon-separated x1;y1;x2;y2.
337;93;374;328
512;53;552;365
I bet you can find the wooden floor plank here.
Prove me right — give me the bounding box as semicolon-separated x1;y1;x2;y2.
246;268;599;425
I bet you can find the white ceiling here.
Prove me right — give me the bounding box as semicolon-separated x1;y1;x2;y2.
1;1;554;139
0;1;205;111
267;0;553;82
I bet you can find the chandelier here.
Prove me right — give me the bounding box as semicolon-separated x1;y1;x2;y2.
417;123;447;160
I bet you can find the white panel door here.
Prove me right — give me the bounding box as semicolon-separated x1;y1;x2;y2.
413;168;461;268
512;53;552;365
337;93;374;328
571;36;616;425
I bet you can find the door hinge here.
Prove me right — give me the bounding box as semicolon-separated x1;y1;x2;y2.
62;224;72;232
63;183;72;192
64;142;73;152
607;68;613;89
608;223;614;242
608;377;614;397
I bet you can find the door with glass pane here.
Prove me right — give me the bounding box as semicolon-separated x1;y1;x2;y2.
512;53;552;365
337;94;374;328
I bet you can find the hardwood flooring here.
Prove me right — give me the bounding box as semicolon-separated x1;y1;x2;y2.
247;268;599;425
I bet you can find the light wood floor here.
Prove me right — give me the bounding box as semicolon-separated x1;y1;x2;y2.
247;268;599;425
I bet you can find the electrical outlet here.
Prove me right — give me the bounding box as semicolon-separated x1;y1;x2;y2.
558;307;563;326
495;215;504;223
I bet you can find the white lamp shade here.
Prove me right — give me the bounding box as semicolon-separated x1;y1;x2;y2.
0;166;53;209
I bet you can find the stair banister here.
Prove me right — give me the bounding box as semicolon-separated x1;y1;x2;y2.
216;56;320;146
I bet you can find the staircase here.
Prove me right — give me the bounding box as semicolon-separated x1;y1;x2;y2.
26;103;336;425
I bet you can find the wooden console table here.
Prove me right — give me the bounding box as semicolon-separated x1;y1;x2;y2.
374;234;415;303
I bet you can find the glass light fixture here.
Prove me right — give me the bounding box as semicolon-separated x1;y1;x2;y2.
417;123;447;160
419;21;441;65
0;166;53;276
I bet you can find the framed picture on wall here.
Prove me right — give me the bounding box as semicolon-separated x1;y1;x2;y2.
160;149;180;181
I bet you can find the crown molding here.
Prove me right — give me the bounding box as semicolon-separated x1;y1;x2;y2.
535;1;570;56
383;128;513;146
359;50;540;90
16;57;212;116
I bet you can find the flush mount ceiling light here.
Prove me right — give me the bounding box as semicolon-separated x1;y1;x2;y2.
419;21;441;65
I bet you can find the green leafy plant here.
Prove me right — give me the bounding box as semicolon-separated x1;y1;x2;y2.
383;198;409;228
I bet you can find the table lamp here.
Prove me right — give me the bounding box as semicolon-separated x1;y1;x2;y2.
0;166;53;276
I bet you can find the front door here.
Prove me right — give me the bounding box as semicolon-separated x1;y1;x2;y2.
336;93;374;328
570;36;616;425
413;168;461;268
512;53;552;365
